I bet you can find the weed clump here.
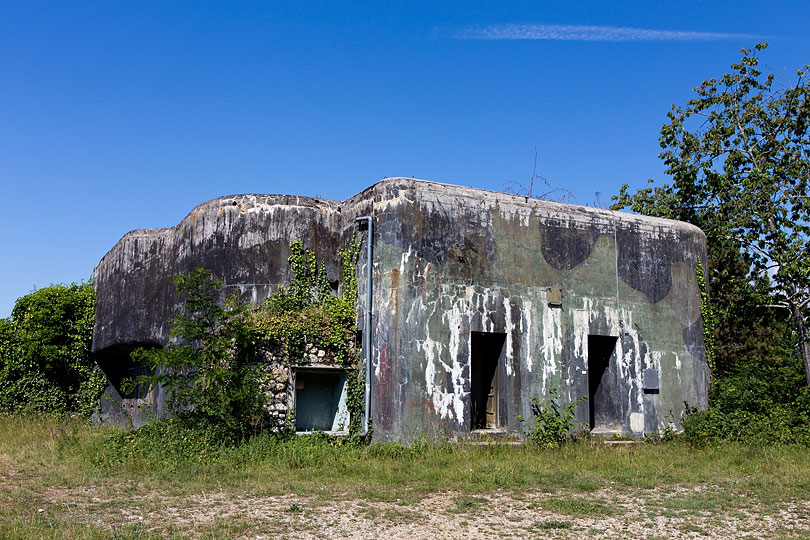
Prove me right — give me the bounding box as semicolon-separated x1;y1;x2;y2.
517;389;586;447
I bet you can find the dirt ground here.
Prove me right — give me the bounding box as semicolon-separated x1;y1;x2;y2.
28;483;810;539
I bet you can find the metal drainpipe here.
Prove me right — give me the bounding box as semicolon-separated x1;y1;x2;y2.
355;216;373;437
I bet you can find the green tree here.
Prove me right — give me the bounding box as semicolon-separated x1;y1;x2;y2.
132;268;267;441
0;282;104;416
613;43;810;384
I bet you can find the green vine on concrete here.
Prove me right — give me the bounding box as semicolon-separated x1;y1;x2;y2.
338;236;361;306
339;235;366;437
253;237;362;365
696;261;717;378
346;369;367;438
249;236;365;435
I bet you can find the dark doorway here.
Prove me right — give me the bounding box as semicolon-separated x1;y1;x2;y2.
95;343;157;400
470;331;506;430
95;343;159;429
588;335;618;431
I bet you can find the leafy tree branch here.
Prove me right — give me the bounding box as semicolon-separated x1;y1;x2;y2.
613;43;810;383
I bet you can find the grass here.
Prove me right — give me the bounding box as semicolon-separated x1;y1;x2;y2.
538;497;614;517
2;414;810;538
534;519;573;530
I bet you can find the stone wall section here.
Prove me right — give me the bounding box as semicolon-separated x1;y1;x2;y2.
257;344;349;432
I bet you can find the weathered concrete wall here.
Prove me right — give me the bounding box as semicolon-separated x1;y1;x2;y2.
93;178;708;440
92;193;352;425
93;194;348;353
350;179;708;441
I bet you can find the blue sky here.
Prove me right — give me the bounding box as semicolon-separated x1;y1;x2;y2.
1;1;808;317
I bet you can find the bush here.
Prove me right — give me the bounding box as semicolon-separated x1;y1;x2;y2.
681;353;810;446
682;406;810;446
0;282;104;417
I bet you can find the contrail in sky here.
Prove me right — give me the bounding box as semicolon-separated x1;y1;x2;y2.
454;24;759;42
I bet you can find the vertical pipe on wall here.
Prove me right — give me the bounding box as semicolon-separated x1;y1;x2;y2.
355;216;373;437
613;218;621;322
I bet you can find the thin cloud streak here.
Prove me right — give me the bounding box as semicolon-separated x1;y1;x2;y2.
455;24;760;42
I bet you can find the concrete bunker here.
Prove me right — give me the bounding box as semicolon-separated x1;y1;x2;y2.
92;178;710;442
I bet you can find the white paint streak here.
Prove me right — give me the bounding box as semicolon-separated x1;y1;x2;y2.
399;249;413;275
445;298;466;422
573;300;649;413
420;335;459;422
523;300;533;373
503;296;514;376
674;353;682;384
518;209;531;227
418;286;474;423
540;297;562;393
630;412;644;433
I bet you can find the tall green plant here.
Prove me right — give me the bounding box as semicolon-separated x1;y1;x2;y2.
517;389;586;447
131;269;267;442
